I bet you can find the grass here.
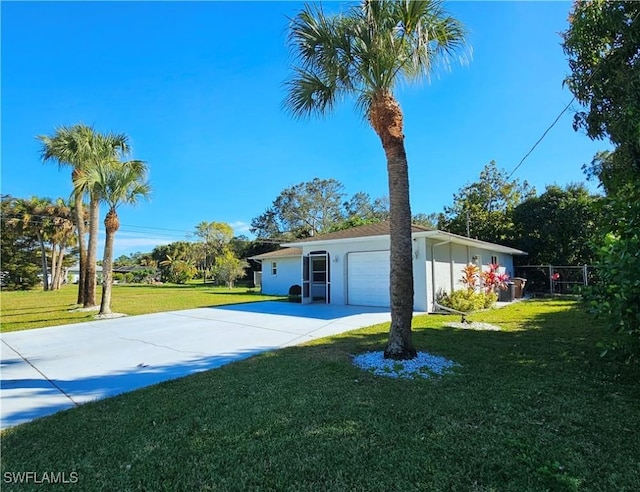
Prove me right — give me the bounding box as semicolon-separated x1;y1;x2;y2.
2;299;639;491
0;283;284;332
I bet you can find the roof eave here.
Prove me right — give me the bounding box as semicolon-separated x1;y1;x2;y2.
285;229;527;256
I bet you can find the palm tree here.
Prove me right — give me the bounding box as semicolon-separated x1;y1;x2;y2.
285;0;466;359
48;198;76;291
38;125;130;308
39;125;91;303
83;132;130;308
8;196;54;290
77;159;150;315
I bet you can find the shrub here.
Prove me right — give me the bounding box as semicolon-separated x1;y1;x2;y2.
288;284;302;303
167;260;197;284
483;291;498;308
439;289;497;313
132;268;156;284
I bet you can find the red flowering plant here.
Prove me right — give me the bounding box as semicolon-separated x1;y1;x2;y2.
481;263;510;293
440;262;506;312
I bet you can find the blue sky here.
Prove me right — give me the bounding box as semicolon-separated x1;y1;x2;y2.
2;1;609;257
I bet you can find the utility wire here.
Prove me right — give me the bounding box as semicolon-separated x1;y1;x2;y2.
508;7;640;181
507;96;576;180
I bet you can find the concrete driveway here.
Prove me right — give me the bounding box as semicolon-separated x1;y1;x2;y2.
1;301;390;430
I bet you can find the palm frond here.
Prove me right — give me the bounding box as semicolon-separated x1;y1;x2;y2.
284;3;361;118
284;67;341;118
284;0;467;118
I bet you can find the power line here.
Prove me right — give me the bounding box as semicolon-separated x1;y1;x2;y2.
508;7;640;181
507;96;576;181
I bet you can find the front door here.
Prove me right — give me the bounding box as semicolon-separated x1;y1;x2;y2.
302;251;330;303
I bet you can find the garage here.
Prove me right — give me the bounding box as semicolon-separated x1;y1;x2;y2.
347;251;390;307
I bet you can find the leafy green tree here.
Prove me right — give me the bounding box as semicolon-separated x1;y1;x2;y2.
233;237;280;282
412;212;441;230
8;197;54;290
77;158;150;315
1;196;41;290
439;161;535;244
152;242;199;282
161;258;197;284
3;196;77;291
114;254;137;268
512;184;602;265
563;0;640;347
285;0;466;359
193;221;234;278
562;1;640;166
343;192;389;222
213;249;248;288
329;193;390;232
251;178;346;239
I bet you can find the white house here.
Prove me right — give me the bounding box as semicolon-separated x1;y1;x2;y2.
250;221;526;312
65;264;103;284
249;248;302;296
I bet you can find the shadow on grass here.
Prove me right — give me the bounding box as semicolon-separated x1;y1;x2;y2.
1;305;78;316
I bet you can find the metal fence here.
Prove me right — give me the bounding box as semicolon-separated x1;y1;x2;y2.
513;265;598;295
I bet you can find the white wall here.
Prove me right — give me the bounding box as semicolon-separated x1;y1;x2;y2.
303;237;390;307
260;257;301;296
294;236;517;313
426;240;517;311
301;236;431;312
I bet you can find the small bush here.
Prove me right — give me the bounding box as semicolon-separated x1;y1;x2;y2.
483;291;498;308
132;268;156;284
288;284;302;303
440;289;497;313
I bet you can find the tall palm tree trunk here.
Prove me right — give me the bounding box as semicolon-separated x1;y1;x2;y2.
370;92;417;360
36;230;50;291
84;195;99;308
100;209;119;315
49;240;58;291
74;192;87;305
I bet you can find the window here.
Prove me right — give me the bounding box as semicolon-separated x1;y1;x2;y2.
490;255;499;265
271;262;277;276
312;257;327;282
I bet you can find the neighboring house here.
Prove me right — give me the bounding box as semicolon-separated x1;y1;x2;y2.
249;248;302;295
65;264;103;284
251;221;526;312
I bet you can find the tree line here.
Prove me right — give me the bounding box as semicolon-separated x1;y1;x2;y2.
2;195;76;291
248;165;604;268
145;222;258;288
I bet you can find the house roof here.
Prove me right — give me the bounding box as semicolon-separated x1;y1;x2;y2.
282;220;526;255
68;263;103;272
113;265;156;273
249;247;303;261
285;221;433;243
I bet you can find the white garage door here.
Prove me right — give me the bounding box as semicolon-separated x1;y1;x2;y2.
347;251;390;307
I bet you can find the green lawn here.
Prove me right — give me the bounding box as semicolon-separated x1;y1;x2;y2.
0;283;284;332
2;299;639;491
